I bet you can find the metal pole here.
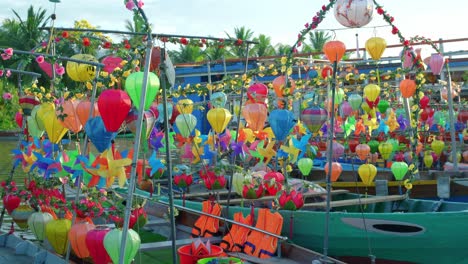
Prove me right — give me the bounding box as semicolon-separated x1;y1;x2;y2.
323;60;338;259
446;70;458;170
64;67;101;262
119;2;153;262
160;45;178;263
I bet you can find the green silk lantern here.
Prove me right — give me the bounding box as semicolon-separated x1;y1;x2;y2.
329;88;345;105
378;141;393;160
298;158;313;176
348;93;362;111
104;228;141;264
175;114;197;138
368;140;380;154
46;218;72;255
125;71;160;110
365;37;387;61
28;212;54;241
232;172;246;196
431;139;445;156
377;100;390;114
358;164;377;186
207;108;232;133
211;92;228;108
424;151;434;168
391;162;409;181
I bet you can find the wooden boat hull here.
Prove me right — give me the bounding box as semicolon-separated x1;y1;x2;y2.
160;193;468;264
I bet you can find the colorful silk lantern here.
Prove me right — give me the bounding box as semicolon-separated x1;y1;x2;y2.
11;204;34;229
301;106;327;133
125;71;160;110
28;212;54;241
104;228;141;264
356;143;370;160
378;141;393;160
323;40;346;62
365;37;387;60
211;91;228;108
42;109;69;144
400;79;417;98
242;103;268;132
69;222;95;259
207;108;232;133
175;114;197;138
429;53;445;75
19;95;40;116
45;218;72;255
348;93;363;111
431;139;445;156
58;99;82;133
176;99;194;114
272;76;296;98
86;226;112;264
298;158;313;176
85;117;117;153
247;83;268;104
334;0;374;28
358;164;377;186
98;89;132;132
391;161;409;181
125;108;156;138
269;109;295;141
102;55;123;74
76;99;100;127
324;162;343;182
66;54;98;82
364;84;380;108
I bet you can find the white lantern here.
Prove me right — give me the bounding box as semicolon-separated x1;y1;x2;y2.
334;0;374;28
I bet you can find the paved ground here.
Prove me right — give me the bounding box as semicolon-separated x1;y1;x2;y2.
0;247;36;264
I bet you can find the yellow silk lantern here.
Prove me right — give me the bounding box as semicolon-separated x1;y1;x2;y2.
358;164;377;186
46;218;72;255
36;102;55;131
431;139;445;156
176;99;194;114
361;101;371;113
365;37;387;60
66;54;98;82
207;108;232;133
42;110;69;144
323;40;346;63
378;141;393;160
424;151;434;168
364;84;381;102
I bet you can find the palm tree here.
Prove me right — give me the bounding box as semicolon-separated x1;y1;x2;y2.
225;26;254;58
251;34;275;58
307;31;332;52
204;45;230;61
275;44;292;56
170;45;204;64
10;6;50;50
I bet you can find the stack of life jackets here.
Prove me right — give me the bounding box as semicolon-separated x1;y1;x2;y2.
191;200;222;238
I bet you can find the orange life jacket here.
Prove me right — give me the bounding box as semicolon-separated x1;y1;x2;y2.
220;212;253;252
243;208;283;259
191;201;222;238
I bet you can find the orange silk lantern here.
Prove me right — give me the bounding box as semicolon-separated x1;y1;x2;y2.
272;76;296;98
241;103;268;132
324;162;343;181
356;144;370;160
69;222;95;259
76;99;100;127
323;40;346;63
58;99;82;133
400;79;417;98
358;164;377;186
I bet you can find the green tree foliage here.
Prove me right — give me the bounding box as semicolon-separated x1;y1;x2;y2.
225;26;254;58
251;34;275;58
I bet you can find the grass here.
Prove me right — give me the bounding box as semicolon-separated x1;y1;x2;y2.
134;229;175;264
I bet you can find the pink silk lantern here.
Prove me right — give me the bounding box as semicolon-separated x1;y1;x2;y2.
329;141;345;160
429;53;444;75
247;83;268;104
102;56;123;74
340;101;353;117
97;89;132;132
85;226;112;264
76;99;100;127
402;49;413;69
241;103;268;132
58;99;82;133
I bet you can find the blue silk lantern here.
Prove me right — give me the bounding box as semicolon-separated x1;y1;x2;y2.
269;109;296;141
85;117;117;153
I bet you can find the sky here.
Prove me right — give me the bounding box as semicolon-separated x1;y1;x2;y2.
1;0;467;58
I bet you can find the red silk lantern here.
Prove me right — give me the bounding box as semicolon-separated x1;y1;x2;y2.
102;55;123;74
400;79;417;98
458;110;468;123
98;89;132;132
272;76;296;98
323;40;346;63
348;138;359;153
15;111;23;128
324;162;343;182
76;99;100;127
69;222;95;259
247;83;268;104
241;103;268;132
419;95;430;109
85;226;112;264
321;65;333;78
58;99;82;133
3;194;20;215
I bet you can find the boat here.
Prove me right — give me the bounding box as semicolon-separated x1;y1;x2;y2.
120;184;468;264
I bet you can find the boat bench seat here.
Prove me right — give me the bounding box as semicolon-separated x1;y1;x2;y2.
139;236;222;251
303;194;407;209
